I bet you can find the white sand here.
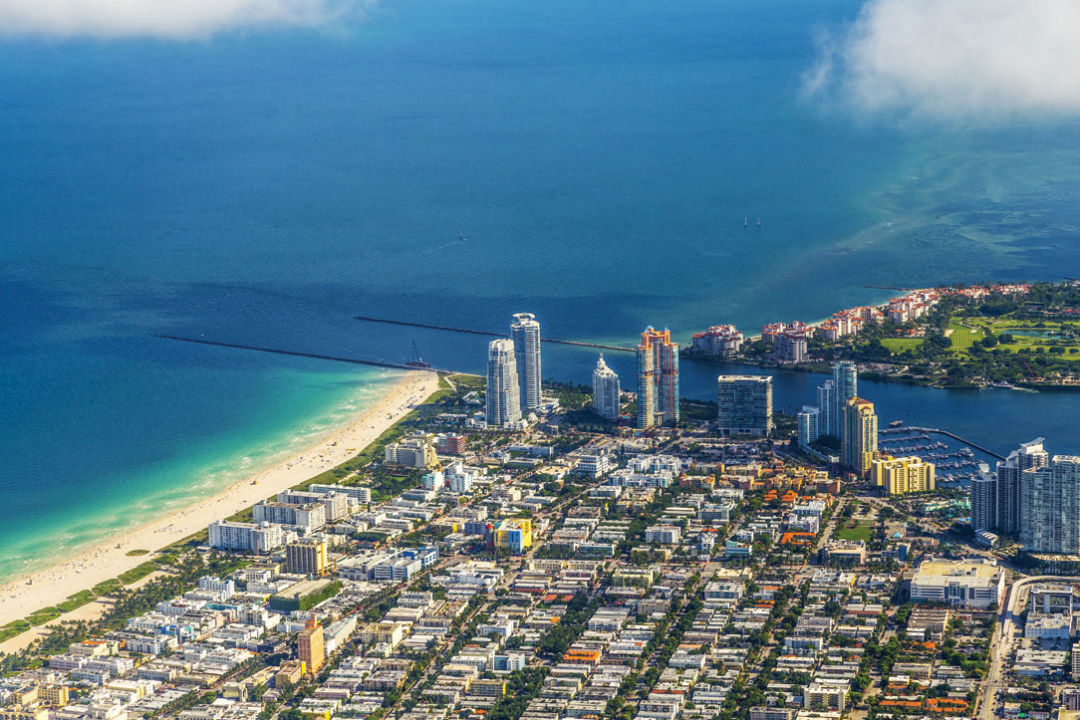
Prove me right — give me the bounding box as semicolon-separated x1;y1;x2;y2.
0;370;440;629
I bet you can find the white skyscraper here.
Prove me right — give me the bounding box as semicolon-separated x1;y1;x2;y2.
816;380;836;437
486;339;522;428
797;406;820;449
832;361;857;439
592;354;621;420
970;466;998;532
510;313;542;412
998;438;1049;536
1020;454;1080;555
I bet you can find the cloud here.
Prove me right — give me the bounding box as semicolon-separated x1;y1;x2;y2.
0;0;375;39
806;0;1080;121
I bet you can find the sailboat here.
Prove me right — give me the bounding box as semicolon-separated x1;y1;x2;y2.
756;218;762;228
744;217;749;229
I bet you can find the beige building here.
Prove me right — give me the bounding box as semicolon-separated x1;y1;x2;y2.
297;619;325;676
841;397;878;477
872;455;936;495
384;435;435;468
286;539;328;577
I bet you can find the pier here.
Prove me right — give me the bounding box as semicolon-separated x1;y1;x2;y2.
154;335;462;374
354;315;635;353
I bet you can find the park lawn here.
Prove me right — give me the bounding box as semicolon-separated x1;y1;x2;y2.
0;620;31;643
881;337;924;354
27;607;62;626
92;578;124;596
57;590;96;613
834;523;874;542
118;561;157;585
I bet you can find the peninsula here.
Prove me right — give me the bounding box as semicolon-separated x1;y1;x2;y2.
687;280;1080;390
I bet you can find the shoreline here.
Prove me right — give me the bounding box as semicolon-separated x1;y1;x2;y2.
0;369;440;629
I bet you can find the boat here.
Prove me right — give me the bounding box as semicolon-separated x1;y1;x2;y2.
405;340;432;369
744;217;748;229
889;420;904;427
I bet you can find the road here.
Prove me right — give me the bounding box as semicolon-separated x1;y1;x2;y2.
976;574;1080;720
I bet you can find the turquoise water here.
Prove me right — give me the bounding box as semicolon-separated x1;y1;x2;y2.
4;0;1080;580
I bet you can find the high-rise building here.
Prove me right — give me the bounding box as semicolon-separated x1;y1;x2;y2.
871;455;935;495
971;466;998;532
797;406;820;449
832;361;857;433
997;438;1049;535
510;313;542;412
716;375;773;437
775;331;808;363
208;520;284;554
636;327;680;429
298;618;325;676
816;380;836;437
286;539;328;577
486;339;522;428
841;397;878;477
592;354;621;420
1020;455;1080;555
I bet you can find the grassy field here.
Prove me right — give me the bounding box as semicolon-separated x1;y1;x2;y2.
947;319;985;351
118;561;157;585
880;337;924;353
57;590;96;613
834;523;874;542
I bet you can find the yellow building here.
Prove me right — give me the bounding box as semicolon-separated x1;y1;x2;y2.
298;619;325;676
286;539;327;577
494;519;532;555
842;397;878;477
872;455;935;495
37;687;68;708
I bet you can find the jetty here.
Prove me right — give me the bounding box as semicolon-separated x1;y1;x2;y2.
354;315;635;353
153;335;462;374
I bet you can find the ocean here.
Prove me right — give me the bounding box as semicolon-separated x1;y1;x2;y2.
3;0;1080;580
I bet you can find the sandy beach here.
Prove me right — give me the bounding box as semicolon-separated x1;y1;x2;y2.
0;369;440;630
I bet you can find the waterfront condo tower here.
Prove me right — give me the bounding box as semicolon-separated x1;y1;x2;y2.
970;467;998;532
1019;454;1080;555
716;375;773;437
816;380;835;438
510;313;542;412
841;396;878;477
832;361;857;434
486;339;522;428
797;406;821;449
996;437;1049;536
592;354;622;420
636;327;679;429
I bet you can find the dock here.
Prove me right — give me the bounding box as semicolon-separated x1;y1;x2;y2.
905;426;1005;461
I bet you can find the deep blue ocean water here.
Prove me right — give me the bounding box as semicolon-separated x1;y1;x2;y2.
4;0;1080;579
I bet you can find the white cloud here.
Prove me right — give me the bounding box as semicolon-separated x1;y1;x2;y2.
807;0;1080;121
0;0;374;39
